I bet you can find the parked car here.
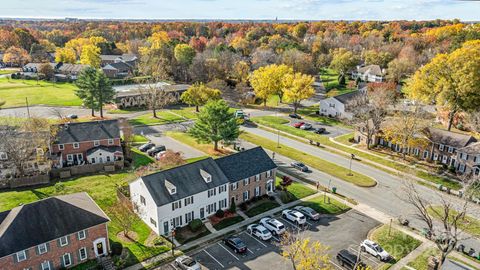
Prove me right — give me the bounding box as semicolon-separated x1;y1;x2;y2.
291;161;308;172
66;114;78;119
260;217;286;236
223;236;247;254
289;113;302;119
300;123;312;130
293;122;305;128
174;255;201;270
139;142;155;152
282;209;306;225
360;239;391;261
293;206;320;221
155;151;167;160
247;224;272;240
314;127;326;134
336;249;366;269
147;145;166;156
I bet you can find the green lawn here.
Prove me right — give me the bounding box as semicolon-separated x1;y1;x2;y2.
213;216;245;230
428;206;480;237
165;131;231;157
407;248;439;270
0;70;17;75
128;111;185;126
334;133;356;146
0;78;82;107
299;196;351;215
320;68;356;96
169;107;199;120
132;134;149;144
131;148;155;169
370;225;422;268
251;116;461;190
275;177;316;203
297;106;352;128
245;200;280;217
240;132;377;187
107;108;146;114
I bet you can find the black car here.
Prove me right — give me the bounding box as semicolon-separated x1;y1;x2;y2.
147;145;166;156
314;127;326;134
291;161;309;172
139;142;155;152
336;249;366;270
289;113;302;119
223;236;247;254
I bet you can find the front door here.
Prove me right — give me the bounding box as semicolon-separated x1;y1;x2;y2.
442;156;448;164
200;207;205;220
163;221;169;235
267;180;273;193
93;238;107;257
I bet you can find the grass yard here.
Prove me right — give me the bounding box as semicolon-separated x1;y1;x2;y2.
370;225;422;268
428;206;480;238
169;106;199;120
0;70;17;75
0;171;169;266
0;78;82;107
244;200;280;217
407;248;440;270
299;195;351;215
297;106;352;128
131;134;149;144
334;133;356;146
131;148;155;169
212;216;245;230
107;108;146;114
320;68;356;96
240;132;377;187
165;131;232;157
251;116;462;190
128;111;185;126
275;177;316;203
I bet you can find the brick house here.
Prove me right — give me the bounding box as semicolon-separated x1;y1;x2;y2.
0;192;110;270
50;120;123;168
215;147;277;206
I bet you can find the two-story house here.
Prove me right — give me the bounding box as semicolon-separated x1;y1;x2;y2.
351;64;385;82
129;158;230;236
215;147;277;206
319;90;365;119
50;120;123;168
0;192;110;270
455;142;480;176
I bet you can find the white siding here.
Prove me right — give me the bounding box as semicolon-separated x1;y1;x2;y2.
319;98;348;119
129;179;160;234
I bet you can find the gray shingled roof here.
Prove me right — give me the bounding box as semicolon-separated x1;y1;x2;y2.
333;91;362;104
214;147;277;183
425;127;477;148
86;145;123;155
458;142;480;155
141;158;229;206
53;120;120;144
0;193;109;257
357;64;384;76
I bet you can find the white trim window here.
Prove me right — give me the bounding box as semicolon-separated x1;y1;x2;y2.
37;243;48;254
59;236;68;246
439;144;445;151
231;182;238;190
94;140;100;146
16;250;26;262
243;190;249;201
41;261;51;270
67;154;73;162
62;253;72;267
218;184;227;193
108;138;114;145
73;142;80;149
423;151;429;159
78;230;86;240
58;144;64;150
448;147;453;153
244;178;250;186
79;247;88;261
255;174;260;181
266;170;271;178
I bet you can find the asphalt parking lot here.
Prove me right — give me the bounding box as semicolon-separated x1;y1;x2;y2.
157;210;381;270
285;117;352;138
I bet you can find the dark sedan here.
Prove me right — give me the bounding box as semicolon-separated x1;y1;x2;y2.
139;142;155;152
223;236;247;254
289;113;302;119
291;161;309;172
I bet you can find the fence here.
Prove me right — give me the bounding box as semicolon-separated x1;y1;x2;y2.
50;161;124;179
4;174;51;189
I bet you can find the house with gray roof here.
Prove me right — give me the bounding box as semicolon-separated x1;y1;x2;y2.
0;192;110;270
319;89;366;120
352;64;385;82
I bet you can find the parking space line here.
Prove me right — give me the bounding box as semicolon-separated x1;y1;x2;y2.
271;235;280;242
243;232;268;247
170;263;179;270
218;243;240;261
347;246;379;266
203;249;225;268
247;248;255;254
330;260;343;270
279;217;300;230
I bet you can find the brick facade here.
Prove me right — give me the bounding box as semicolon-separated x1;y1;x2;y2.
229;168;277;205
51;138;121;165
0;224;109;270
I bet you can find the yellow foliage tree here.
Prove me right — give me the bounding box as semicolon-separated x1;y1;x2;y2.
283;72;315;113
80;44;101;68
249;64;294;106
55;47;77;63
405;40;480;130
280;232;331;270
180;83;222;112
148;31;170;49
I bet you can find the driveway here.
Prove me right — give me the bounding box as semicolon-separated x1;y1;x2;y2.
286;116;352;138
0;106;93;119
157;210;380;270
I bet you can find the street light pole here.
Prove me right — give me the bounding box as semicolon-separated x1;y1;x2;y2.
348;154;355;176
275;110;280;148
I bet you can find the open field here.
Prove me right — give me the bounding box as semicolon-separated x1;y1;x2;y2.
0;78;82;107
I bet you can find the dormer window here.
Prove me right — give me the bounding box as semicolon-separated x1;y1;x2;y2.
73;142;80;149
165;179;176;195
0;152;7;160
94;140;100;146
200;169;212;183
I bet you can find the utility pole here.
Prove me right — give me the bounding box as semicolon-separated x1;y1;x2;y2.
348;154;355;176
275;109;280;148
171;228;176;256
25;97;30;118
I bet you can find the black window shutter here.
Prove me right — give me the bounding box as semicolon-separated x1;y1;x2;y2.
12;254;18;263
24;249;29;260
85;229;89;238
66;235;71;245
57;238;61;247
35;245;40;255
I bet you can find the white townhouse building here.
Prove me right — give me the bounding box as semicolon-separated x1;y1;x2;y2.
319;90;365;120
130;158;229;235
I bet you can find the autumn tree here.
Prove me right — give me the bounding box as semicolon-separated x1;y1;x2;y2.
280;231;331;270
283;72;315;113
281;49;315;75
406;40;480;131
139;83;176;118
80;44;101;68
363;50;394;68
2;46;31;66
329;48;359;84
180;83;221;112
174;43;196;81
157;150;186;169
108;199;139;239
39;63;55;80
292;23;308;39
249;64;294;106
386;58;415;84
55;47;76;63
189;99;240;151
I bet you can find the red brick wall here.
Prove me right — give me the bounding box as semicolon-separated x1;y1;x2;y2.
229;169;277;204
0;223;109;270
51;138;121;162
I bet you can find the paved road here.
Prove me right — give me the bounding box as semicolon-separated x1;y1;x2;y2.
0;106;94;119
287;117;352;138
239;126;480;251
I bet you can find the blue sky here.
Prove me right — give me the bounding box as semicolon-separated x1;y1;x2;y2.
1;0;479;21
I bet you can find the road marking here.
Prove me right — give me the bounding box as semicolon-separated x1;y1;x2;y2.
330;260;343;270
203;249;225;268
170;263;179;270
279;217;300;230
271;235;280;242
218;243;240;261
247;248;255;254
242;232;268;247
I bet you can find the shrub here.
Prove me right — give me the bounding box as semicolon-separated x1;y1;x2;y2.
239;202;248;211
215;209;225;218
54;182;66;193
229;201;236;213
153;237;164;246
348;137;356;143
111;242;123;255
189;219;203;232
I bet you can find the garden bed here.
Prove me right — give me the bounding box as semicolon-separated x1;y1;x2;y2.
242;197;280;217
175;222;211;244
210;211;245;231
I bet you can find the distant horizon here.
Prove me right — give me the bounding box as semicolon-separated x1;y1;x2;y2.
1;0;480;22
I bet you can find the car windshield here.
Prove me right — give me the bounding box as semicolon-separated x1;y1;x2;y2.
232;238;244;246
260;229;269;234
374;245;384;252
297;163;305;167
278;225;285;230
182;258;196;266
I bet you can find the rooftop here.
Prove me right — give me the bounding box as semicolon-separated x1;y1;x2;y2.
53;119;121;144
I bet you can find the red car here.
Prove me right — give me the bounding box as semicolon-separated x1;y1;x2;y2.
293;122;305;128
